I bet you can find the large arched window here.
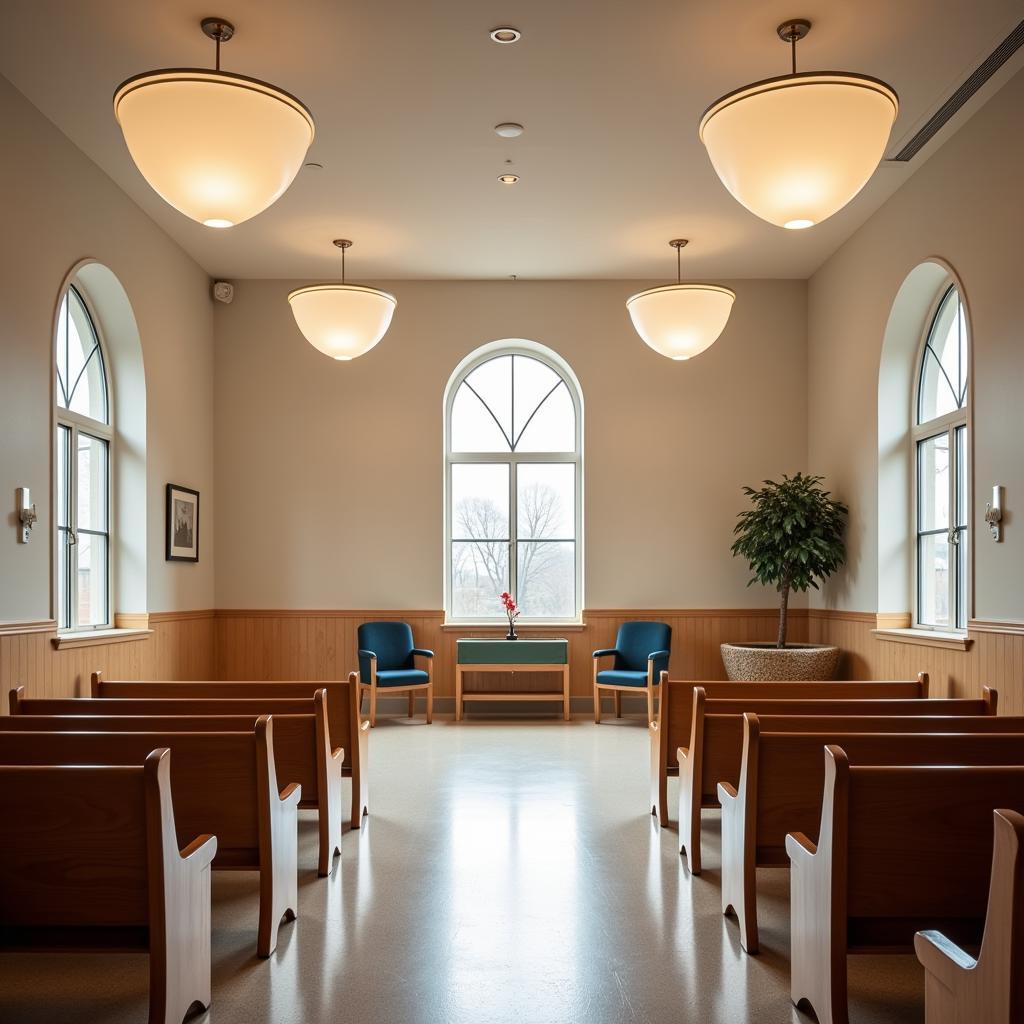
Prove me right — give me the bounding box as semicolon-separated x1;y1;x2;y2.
914;284;969;630
55;284;112;630
444;342;583;623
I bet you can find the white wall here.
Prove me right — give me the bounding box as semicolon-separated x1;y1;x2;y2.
0;75;215;620
808;67;1024;621
214;278;807;610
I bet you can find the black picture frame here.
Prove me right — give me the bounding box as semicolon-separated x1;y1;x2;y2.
166;483;200;562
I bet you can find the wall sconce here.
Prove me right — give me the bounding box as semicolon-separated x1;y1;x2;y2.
984;484;1003;541
17;487;37;543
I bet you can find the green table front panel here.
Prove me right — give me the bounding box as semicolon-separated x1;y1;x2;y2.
457;638;569;666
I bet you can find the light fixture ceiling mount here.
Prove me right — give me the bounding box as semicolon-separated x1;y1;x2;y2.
288;240;396;361
113;16;315;229
626;240;735;361
699;17;898;230
490;27;522;44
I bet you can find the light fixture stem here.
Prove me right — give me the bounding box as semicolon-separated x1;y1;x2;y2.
791;34;797;74
216;35;221;70
677;244;681;283
341;245;346;283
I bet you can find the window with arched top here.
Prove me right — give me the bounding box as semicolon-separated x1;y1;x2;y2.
444;343;583;623
914;284;968;630
55;284;112;630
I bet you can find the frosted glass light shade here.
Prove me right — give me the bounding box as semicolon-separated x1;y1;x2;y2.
114;70;314;227
288;284;397;360
626;284;736;360
699;73;897;229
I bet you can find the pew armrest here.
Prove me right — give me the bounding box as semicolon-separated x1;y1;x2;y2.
677;745;689;768
718;781;738;802
180;833;218;870
915;929;978;982
330;745;345;767
786;831;818;861
279;782;302;808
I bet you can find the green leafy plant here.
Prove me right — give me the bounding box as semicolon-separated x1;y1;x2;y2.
731;473;848;649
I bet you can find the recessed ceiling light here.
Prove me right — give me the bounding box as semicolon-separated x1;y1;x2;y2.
490;27;521;44
494;122;524;138
498;174;519;184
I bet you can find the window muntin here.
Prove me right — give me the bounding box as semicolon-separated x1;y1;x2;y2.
55;286;112;631
446;349;582;623
914;285;968;630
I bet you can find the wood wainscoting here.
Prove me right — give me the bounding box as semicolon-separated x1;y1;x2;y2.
0;610;215;709
808;609;1024;716
213;608;808;704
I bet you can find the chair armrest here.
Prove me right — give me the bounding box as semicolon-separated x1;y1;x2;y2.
785;831;817;862
593;648;618;659
411;648;434;659
647;650;670;662
180;833;218;869
357;650;378;660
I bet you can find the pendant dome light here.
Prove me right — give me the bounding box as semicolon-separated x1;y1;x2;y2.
288;240;397;361
627;240;736;360
113;17;315;228
699;19;897;230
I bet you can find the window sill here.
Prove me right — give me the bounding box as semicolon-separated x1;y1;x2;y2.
52;628;153;650
871;627;972;651
442;622;587;633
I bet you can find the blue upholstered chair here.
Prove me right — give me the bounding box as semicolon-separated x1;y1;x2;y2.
357;621;434;727
592;621;671;724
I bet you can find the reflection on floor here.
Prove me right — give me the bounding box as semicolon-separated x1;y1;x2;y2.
0;716;924;1024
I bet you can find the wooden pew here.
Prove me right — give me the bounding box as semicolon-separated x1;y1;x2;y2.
0;718;299;958
915;809;1024;1024
675;685;997;873
720;717;1024;952
786;746;1024;1024
89;672;369;829
0;749;217;1024
649;673;929;828
1;694;344;877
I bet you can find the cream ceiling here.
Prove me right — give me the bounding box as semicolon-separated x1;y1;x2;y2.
1;0;1021;280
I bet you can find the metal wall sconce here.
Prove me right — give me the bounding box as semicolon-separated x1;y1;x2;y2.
17;487;37;543
984;484;1004;541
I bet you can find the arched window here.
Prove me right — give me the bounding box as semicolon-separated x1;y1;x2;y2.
913;284;968;630
55;284;112;630
444;342;583;623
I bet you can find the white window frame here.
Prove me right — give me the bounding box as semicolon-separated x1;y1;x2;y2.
54;284;113;632
912;283;969;632
443;341;584;626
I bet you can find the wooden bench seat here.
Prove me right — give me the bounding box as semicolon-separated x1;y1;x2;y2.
649;674;929;828
0;718;298;958
720;718;1024;952
675;686;998;873
89;673;369;829
915;808;1024;1024
0;749;217;1024
2;691;344;877
787;746;1024;1024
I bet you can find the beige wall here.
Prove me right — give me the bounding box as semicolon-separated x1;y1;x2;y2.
808;67;1024;622
0;75;215;621
214;278;807;609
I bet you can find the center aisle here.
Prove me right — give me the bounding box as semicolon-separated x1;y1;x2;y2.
0;717;924;1024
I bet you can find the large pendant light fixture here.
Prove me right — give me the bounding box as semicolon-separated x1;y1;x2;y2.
288;240;397;360
114;17;315;228
627;240;736;360
699;19;898;230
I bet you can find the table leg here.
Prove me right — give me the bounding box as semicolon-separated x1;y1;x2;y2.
455;666;463;722
563;665;570;721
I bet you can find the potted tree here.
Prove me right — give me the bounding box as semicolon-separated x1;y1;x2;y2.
722;473;848;681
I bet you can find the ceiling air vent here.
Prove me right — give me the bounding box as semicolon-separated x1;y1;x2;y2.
888;18;1024;162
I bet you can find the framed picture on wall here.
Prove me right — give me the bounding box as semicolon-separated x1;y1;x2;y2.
166;484;200;562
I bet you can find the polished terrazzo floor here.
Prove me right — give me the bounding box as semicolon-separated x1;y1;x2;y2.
0;715;924;1024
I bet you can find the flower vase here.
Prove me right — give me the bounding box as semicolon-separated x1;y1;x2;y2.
506;624;518;641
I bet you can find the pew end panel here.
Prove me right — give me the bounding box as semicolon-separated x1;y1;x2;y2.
915;808;1024;1024
676;687;708;874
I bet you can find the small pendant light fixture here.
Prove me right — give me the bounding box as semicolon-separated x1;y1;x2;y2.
114;17;315;228
288;240;397;360
626;240;736;360
699;19;898;229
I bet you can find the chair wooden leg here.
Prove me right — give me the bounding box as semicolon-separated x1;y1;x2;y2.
614;691;622;718
369;686;377;728
646;686;655;727
593;685;602;723
408;690;415;718
426;682;433;724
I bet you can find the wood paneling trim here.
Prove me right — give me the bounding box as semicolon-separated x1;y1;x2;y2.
806;609;876;623
0;619;57;636
150;609;216;623
872;628;973;651
969;619;1024;636
875;612;913;630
